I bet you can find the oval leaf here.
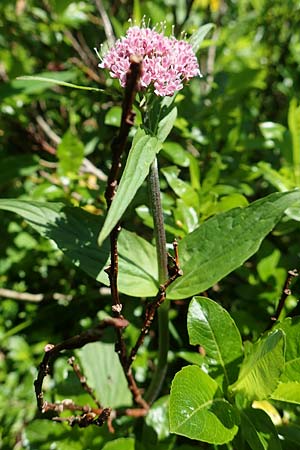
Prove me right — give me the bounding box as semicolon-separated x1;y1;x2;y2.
169;365;239;445
77;342;132;408
167;191;300;299
188;297;243;389
0;199;158;297
98;128;162;245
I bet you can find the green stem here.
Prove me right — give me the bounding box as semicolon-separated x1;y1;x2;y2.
145;157;169;404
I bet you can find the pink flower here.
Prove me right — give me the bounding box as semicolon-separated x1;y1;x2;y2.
98;25;200;96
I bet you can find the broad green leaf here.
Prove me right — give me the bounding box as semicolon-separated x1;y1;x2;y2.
169;365;239;444
102;438;135;450
98;128;162;245
271;317;300;403
188;297;243;389
57;130;84;176
16;75;104;92
189;23;215;54
77;342;132;408
230;330;285;402
167;191;300;299
271;382;300;404
240;409;282;450
146;395;170;441
0;200;158;297
275;317;300;382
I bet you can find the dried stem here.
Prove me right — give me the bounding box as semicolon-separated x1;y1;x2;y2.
103;56;146;408
127;241;182;369
68;356;102;409
34;317;128;413
269;269;299;326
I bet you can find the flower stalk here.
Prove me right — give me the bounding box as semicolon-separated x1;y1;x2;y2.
145;157;170;404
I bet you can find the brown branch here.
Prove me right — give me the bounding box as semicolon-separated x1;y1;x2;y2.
127;240;183;369
269;269;299;326
68;356;102;409
34;317;128;413
104;57;142;313
103;56;145;409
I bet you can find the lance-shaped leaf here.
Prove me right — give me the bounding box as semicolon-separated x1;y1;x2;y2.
167;191;300;299
188;297;243;390
230;330;285;402
189;23;215;54
169;365;239;444
0;199;158;297
16;75;104;93
98;128;162;246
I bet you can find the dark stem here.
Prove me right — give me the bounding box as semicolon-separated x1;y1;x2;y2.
103;56;148;409
144;158;172;404
34;317;128;412
127;241;182;370
267;268;299;329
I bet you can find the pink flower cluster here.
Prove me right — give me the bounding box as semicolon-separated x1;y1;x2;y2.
98;26;200;96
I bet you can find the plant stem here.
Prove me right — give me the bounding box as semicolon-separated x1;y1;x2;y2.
145;157;169;404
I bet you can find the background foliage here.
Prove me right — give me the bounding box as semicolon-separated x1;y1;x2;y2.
1;0;300;448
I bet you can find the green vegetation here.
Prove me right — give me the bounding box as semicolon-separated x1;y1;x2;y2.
1;1;300;449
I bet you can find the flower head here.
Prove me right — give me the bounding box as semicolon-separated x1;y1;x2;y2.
98;25;200;96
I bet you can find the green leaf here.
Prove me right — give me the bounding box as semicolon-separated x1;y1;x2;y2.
271;317;300;404
271;382;300;404
16;75;104;92
98;128;162;245
146;395;170;441
77;342;132;408
0;71;78;100
156;106;177;142
102;438;135;450
188;297;243;389
169;365;239;444
167;191;300;299
161;142;190;167
275;317;300;382
230;330;285;402
189;23;215;54
0;200;158;297
277;424;300;450
24;419;110;449
57;130;84;176
288;98;300;185
161;166;199;207
0;155;38;185
240;408;282;450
